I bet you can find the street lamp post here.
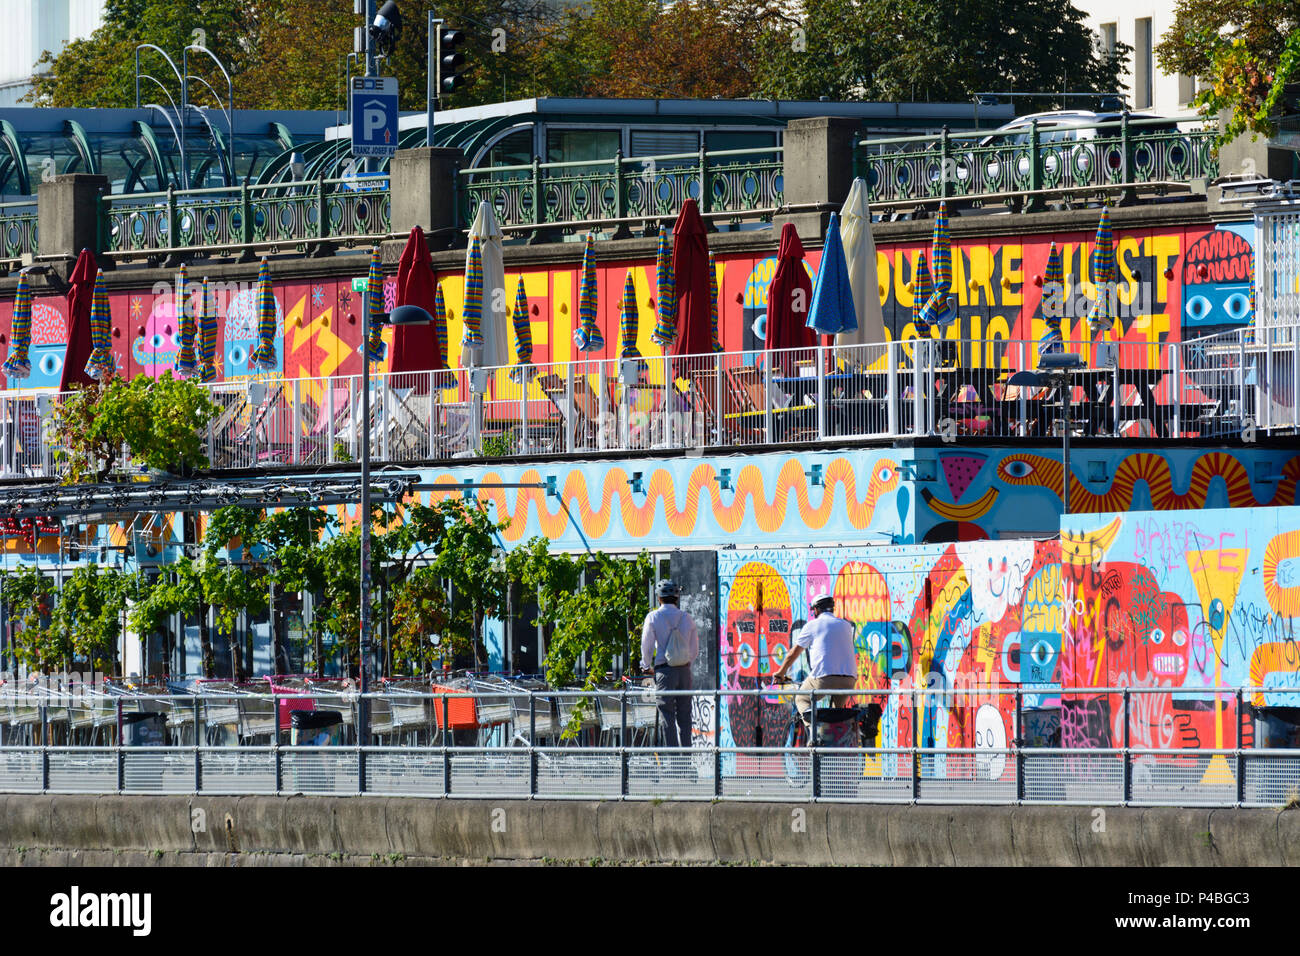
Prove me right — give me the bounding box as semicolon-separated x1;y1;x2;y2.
357;297;435;776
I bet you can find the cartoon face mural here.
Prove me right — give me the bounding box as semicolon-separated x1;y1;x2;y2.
223;287;284;377
722;559;794;748
133;299;183;376
1182;227;1253;334
19;300;70;388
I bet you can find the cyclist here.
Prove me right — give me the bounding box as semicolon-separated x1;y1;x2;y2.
639;579;699;748
772;593;856;716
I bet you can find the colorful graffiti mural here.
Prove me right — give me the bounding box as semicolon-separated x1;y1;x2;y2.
2;220;1256;390
717;539;1061;777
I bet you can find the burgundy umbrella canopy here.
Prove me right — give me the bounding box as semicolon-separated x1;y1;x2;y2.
764;223;814;363
392;227;447;390
60;248;98;391
670;199;713;357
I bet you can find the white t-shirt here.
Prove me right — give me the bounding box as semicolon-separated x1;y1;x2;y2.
794;613;856;678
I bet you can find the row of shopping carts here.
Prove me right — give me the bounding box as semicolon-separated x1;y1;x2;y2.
0;673;664;749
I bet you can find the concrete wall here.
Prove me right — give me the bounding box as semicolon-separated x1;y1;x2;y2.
0;794;1296;865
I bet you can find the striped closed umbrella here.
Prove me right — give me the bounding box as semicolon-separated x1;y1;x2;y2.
432;283;456;390
573;232;603;352
198;277;218;383
619;270;643;361
363;247;386;363
917;200;954;331
509;275;535;384
1041;241;1064;353
85;269;115;380
173;263;197;378
248;257;278;371
1088;208;1116;337
650;225;676;347
3;272;32;380
709;251;722;352
461;236;484;353
911;252;933;335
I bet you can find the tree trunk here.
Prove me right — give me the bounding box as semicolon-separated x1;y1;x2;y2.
199;604;214;678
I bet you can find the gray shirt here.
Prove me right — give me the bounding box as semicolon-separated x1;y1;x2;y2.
640;603;699;669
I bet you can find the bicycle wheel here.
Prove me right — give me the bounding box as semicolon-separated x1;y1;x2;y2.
783;718;809;787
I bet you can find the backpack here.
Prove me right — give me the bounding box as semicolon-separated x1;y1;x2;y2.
663;610;691;666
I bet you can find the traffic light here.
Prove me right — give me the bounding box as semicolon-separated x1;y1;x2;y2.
439;28;469;94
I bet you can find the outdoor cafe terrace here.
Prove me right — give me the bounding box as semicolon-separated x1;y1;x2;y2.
0;325;1295;478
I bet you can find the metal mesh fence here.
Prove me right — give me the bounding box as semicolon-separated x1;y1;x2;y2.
0;750;43;792
282;749;360;794
1243;754;1300;807
448;751;531;797
627;751;714;799
46;750;116;793
535;749;623;798
122;749;195;794
198;750;276;794
364;751;446;796
1023;752;1123;803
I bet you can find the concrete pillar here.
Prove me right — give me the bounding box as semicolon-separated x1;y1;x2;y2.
773;116;859;242
389;147;465;249
36;173;109;268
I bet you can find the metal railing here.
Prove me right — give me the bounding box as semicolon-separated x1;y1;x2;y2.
0;685;1295;806
857;114;1217;208
99;175;392;261
1;325;1295;479
0;201;37;264
460;145;784;237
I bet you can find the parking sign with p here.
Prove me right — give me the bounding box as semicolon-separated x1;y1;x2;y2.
351;76;399;158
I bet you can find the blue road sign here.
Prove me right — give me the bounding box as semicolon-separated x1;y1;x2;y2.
351;76;399;158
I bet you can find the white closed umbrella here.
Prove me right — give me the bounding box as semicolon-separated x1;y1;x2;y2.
835;177;887;347
462;201;510;370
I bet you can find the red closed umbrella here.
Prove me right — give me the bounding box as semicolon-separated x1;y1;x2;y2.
670;199;712;357
60;248;98;391
392;227;447;391
764;224;814;369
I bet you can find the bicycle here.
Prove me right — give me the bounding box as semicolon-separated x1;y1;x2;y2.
766;677;884;787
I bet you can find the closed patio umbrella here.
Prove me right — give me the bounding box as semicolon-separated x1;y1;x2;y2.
59;247;98;390
709;251;722;353
911;252;933;333
363;247;386;363
917;200;954;333
392;226;447;380
509;276;536;384
836;177;887;346
671;199;712;357
1040;241;1064;355
3;272;32;381
462;201;509;370
86;270;115;381
806;212;856;337
174;263;197;378
248;257;278;371
619;270;642;361
651;225;676;348
198;277;218;383
573;232;604;352
765;223;814;361
462;235;484;353
1088;208;1116;338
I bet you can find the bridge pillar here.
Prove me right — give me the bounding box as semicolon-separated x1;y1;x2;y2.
37;173;110;272
390;147;465;251
774;116;859;242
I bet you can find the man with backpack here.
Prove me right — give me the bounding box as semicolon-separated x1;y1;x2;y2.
640;579;699;748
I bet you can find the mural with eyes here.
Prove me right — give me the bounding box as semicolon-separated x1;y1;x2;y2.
1181;227;1253;336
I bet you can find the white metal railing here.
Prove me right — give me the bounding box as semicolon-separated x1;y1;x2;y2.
1;325;1295;478
0;685;1296;805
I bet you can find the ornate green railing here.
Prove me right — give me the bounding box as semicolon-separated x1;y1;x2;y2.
100;175;391;260
0;202;38;264
460;146;784;236
856;114;1218;208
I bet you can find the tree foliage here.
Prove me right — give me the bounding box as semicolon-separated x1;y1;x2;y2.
0;565;57;672
51;373;221;485
28;0;1127;114
756;0;1128;107
1156;0;1300;143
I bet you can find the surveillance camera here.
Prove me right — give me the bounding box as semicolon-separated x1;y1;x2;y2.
370;1;403;56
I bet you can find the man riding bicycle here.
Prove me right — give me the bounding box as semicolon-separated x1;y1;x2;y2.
772;593;857;715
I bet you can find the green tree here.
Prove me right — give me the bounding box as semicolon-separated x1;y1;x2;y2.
45;565;132;673
128;558;203;679
756;0;1128;110
1156;0;1300;143
51;373;220;485
0;565;58;673
26;0;260;108
508;539;653;734
199;506;268;679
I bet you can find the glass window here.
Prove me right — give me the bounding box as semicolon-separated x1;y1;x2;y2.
629;129;699;157
545;128;620;165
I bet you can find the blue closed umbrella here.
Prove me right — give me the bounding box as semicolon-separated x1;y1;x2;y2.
806;213;857;336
